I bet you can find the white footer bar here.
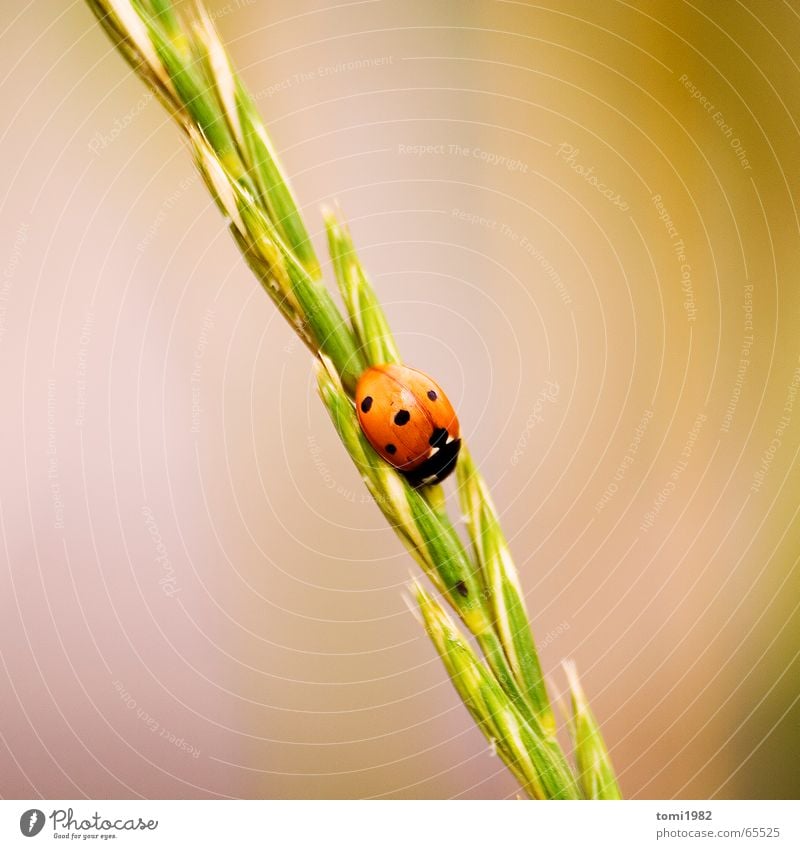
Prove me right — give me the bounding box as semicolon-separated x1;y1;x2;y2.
2;799;797;848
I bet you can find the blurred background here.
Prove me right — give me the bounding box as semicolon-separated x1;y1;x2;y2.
1;0;798;800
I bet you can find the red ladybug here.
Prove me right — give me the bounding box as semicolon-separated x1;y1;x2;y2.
355;363;461;486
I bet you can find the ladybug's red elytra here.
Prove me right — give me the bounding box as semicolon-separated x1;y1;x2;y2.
355;363;461;486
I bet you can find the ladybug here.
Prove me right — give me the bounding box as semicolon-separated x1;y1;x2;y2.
355;363;461;486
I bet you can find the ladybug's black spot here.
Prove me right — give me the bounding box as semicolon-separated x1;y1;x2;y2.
427;390;438;401
385;443;397;455
394;409;411;426
429;427;448;448
360;396;373;413
455;581;469;598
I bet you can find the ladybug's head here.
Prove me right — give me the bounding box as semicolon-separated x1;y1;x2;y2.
402;435;461;487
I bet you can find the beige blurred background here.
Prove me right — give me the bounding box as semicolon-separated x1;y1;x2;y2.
1;0;799;799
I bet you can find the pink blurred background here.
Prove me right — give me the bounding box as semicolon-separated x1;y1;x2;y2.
1;0;798;799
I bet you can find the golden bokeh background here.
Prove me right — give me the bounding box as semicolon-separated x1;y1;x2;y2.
1;0;798;799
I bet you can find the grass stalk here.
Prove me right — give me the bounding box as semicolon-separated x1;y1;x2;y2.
83;0;620;799
564;662;622;800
